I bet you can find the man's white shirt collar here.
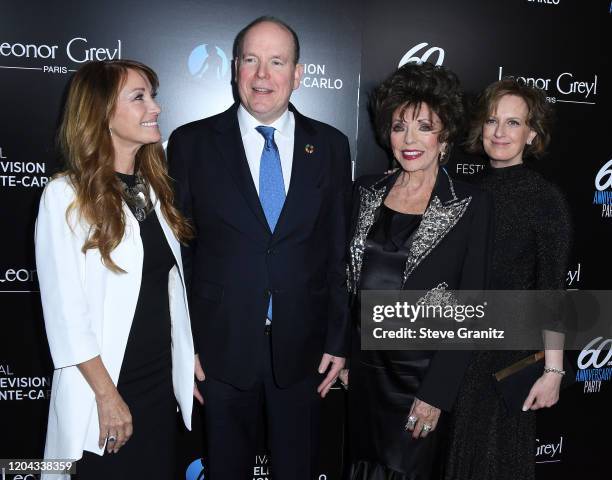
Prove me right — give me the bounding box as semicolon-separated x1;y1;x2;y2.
238;104;292;139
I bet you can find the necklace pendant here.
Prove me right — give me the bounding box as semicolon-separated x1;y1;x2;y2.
135;208;146;222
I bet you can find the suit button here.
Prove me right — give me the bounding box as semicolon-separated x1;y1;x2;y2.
266;248;275;255
264;288;271;298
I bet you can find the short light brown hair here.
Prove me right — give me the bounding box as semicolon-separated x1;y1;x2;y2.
465;78;554;158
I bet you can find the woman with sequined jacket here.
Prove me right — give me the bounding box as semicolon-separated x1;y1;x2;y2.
341;62;493;480
441;80;571;480
35;60;194;480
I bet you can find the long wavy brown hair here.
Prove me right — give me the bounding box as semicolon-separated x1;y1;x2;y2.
58;59;192;272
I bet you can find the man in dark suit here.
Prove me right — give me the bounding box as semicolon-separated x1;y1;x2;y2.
168;16;352;479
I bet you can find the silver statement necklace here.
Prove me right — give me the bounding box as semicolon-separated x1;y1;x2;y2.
116;172;152;222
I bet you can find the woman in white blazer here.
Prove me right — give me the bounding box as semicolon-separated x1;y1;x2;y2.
35;60;195;479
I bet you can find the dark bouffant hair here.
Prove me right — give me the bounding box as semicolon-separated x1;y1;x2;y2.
370;62;465;163
465;78;554;158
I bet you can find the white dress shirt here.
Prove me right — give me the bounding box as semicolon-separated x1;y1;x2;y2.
237;104;295;195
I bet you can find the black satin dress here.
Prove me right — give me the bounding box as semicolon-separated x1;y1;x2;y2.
348;205;441;480
441;164;571;480
77;173;177;479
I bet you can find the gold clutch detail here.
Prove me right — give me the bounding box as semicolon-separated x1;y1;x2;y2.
493;351;545;382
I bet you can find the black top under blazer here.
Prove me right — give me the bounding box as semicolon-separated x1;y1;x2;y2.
167;103;352;389
347;169;493;411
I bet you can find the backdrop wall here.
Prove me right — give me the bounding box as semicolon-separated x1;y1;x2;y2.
0;0;609;478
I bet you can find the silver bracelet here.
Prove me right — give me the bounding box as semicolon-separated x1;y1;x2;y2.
544;366;565;376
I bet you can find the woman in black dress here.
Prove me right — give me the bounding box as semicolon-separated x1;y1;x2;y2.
36;60;195;479
441;79;571;480
343;62;493;480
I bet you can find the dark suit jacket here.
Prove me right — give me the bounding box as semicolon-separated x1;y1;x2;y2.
347;169;493;411
167;103;352;389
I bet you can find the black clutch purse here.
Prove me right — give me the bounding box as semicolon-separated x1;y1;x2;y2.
493;351;575;414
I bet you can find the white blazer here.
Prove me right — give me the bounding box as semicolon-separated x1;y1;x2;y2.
35;176;194;476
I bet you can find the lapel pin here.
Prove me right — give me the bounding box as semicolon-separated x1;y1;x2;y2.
305;144;314;154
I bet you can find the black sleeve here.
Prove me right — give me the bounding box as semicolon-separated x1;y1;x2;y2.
323;134;353;357
416;190;494;412
535;184;572;290
167;128;199;353
535;183;572;333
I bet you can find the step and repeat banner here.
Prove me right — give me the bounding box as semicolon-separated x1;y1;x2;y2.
0;0;609;478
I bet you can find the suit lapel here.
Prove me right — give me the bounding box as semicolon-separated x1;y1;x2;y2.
401;169;472;285
212;104;321;239
272;106;321;240
214;104;271;235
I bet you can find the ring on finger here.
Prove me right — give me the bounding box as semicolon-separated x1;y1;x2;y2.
422;424;432;433
405;415;418;430
107;435;117;443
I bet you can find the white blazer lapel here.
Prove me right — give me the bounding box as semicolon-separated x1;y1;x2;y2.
150;188;184;278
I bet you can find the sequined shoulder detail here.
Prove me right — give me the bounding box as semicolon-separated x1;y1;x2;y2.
347;170;471;293
416;282;458;307
402;195;471;285
347;184;386;293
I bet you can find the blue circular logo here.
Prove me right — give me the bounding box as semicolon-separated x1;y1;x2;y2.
188;44;229;80
186;458;205;480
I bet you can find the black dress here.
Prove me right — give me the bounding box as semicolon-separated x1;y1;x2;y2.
77;173;177;479
348;205;438;480
441;164;571;480
347;170;493;480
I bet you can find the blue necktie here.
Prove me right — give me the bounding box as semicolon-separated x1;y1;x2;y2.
256;126;286;321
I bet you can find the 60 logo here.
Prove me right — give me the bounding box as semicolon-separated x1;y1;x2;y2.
578;337;612;369
595;159;612;191
398;42;445;68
